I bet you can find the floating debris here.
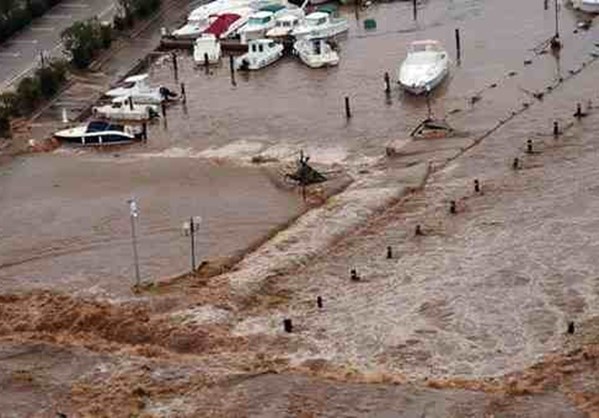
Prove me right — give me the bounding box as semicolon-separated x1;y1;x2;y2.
410;118;454;139
285;151;327;185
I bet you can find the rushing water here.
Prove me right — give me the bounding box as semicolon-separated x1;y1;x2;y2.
0;0;597;297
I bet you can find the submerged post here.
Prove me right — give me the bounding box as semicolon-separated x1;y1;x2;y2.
345;96;352;118
384;72;391;93
172;52;178;77
128;199;141;287
180;82;186;104
204;52;209;68
455;28;461;64
412;0;417;20
283;318;293;333
474;179;480;193
386;246;393;259
229;55;236;86
527;139;533;154
317;296;323;309
553;121;559;137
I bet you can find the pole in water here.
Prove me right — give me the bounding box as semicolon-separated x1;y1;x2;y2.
180;82;186;104
567;321;575;334
544;0;548;10
575;103;583;118
317;296;323;309
345;96;352;118
415;224;423;236
553;121;559;137
474;179;480;193
512;157;520;170
172;52;178;77
161;101;166;118
455;28;461;64
204;52;209;68
283;318;293;333
384;72;391;94
386;246;393;259
412;0;417;20
40;51;45;68
350;268;360;281
189;217;196;271
450;200;457;214
142;122;147;141
129;96;134;111
229;55;236;86
527;139;533;154
128;199;141;287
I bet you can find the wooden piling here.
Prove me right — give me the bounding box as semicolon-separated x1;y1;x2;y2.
283;319;293;333
180;82;186;104
413;0;417;20
317;296;323;309
455;28;461;64
345;96;352;118
384;72;391;93
229;55;236;85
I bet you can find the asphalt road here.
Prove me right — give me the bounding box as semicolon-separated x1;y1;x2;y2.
0;0;117;91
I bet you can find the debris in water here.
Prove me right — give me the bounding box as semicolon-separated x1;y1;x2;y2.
285;151;327;186
411;118;454;139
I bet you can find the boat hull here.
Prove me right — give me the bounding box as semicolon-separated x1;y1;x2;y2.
399;67;448;94
578;0;599;13
55;132;139;146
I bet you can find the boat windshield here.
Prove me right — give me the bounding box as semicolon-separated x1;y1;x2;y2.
409;43;441;53
405;52;439;65
86;121;109;133
107;124;124;132
248;16;269;25
307;17;326;26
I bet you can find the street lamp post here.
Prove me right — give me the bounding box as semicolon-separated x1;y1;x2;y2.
128;198;141;287
183;216;202;272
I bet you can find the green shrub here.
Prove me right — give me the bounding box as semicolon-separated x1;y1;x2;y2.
16;76;41;114
61;19;108;69
100;23;112;48
35;59;68;98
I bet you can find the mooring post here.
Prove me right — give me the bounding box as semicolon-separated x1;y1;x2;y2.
567;321;575;334
512;157;520;170
172;52;178;77
527;139;533;154
350;268;360;281
180;82;186;104
455;28;461;64
386;246;393;259
575;103;582;118
450;200;457;214
229;55;236;86
415;224;423;236
345;96;352;118
283;319;293;333
128;96;134;111
40;51;45;68
412;0;417;20
142;122;147;142
204;52;209;68
384;72;391;94
161;101;166;118
317;296;323;309
474;179;480;193
553;121;559;137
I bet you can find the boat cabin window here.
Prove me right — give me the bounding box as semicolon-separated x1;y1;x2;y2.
119;81;136;89
268;42;275;48
107;124;124;132
258;44;264;52
251;44;257;52
86;121;109;133
112;102;123;109
308;17;326;26
249;16;270;25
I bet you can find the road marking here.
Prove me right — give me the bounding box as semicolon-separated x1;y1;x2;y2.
44;14;74;19
30;27;56;32
8;40;39;45
0;52;21;58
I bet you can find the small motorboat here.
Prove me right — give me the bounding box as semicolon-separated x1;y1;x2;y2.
239;10;277;43
397;40;449;95
266;13;303;38
293;37;339;68
54;120;143;146
235;38;284;70
574;0;599;13
104;74;173;104
92;96;159;121
193;34;222;65
291;11;348;40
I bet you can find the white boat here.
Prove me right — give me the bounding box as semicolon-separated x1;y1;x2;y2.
266;13;302;37
397;40;449;95
92;96;159;121
193;34;222;65
104;74;170;104
172;0;251;39
291;11;349;39
239;10;277;43
293;38;339;68
574;0;599;13
235;38;284;70
54;121;143;146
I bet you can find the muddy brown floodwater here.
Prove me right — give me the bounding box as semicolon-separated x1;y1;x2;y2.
1;0;599;415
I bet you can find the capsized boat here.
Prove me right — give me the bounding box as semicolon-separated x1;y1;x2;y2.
291;11;348;39
92;96;159;121
54;120;143;146
104;74;174;104
293;37;339;68
397;40;449;95
234;38;284;70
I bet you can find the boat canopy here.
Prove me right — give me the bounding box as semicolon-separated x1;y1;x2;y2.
204;13;241;36
260;4;286;13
